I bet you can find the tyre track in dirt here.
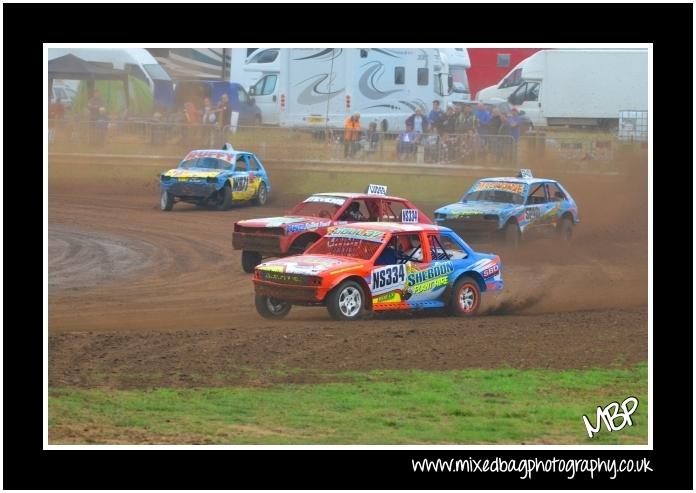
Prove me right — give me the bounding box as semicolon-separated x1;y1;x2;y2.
48;161;648;388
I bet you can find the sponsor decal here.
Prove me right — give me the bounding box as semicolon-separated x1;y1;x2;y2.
366;184;388;195
371;264;406;296
303;195;346;206
374;292;402;304
326;227;385;242
481;263;500;279
406;261;454;288
474;181;526;194
401;209;419;223
257;264;285;272
166;169;220;179
260;271;308;285
286;221;332;234
184;150;235;163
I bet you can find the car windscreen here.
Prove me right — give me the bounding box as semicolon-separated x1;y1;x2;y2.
290;196;346;218
462;181;526;205
306;235;383;260
180;157;233;170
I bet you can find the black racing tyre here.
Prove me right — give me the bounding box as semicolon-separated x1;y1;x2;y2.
448;276;481;316
558;216;573;243
160;188;174;211
253;182;268;206
217;183;233;211
255;295;291;319
241;250;262;273
504;221;520;249
326;280;365;321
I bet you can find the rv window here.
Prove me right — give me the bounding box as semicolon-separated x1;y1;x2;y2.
360;49;368;58
497;54;511;68
248;49;279;64
394;67;405;85
417;68;429;86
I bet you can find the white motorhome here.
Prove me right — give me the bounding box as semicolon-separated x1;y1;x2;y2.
476;49;648;128
243;48;470;129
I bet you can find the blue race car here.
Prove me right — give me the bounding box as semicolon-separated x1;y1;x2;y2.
160;144;270;211
433;169;579;247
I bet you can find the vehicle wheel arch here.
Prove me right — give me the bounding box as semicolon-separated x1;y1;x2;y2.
290;232;321;253
450;270;486;297
327;275;373;311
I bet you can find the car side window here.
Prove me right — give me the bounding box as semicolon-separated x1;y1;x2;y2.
339;199;370;222
438;234;469;260
237;88;248;104
247;155;260;172
397;234;425;264
546;183;566;201
235;155;248;172
526;184;547;205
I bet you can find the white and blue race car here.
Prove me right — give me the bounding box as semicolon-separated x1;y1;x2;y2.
159;144;270;211
433;170;579;247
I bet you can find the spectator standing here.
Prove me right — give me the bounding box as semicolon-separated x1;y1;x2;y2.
405;107;428;138
487;107;505;162
344;112;361;158
396;124;418;160
87;90;104;121
362;121;380;155
50;97;65;120
216;93;231;128
474;102;492;135
428;100;444;130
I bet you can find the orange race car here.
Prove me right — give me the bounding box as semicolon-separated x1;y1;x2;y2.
233;185;432;273
252;221;504;321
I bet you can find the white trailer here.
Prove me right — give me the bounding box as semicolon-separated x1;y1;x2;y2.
476;49;647;128
243;48;470;129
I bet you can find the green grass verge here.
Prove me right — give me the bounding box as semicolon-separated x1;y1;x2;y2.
49;364;647;445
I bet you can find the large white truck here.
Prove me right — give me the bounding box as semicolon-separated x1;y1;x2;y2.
242;48;470;129
476;49;648;128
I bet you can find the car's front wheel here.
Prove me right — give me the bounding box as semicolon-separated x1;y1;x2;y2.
448;276;481;316
255;295;291;319
241;250;262;273
504;221;520;249
253;182;268;206
326;281;364;321
160;188;174;211
217;183;233;211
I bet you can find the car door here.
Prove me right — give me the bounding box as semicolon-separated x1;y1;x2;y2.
524;183;558;237
230;154;253;200
371;232;430;306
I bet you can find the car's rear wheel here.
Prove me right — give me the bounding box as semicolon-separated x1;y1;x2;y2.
326;281;364;321
217;183;233;211
558;216;573;243
241;250;262;273
253;182;268;206
448;276;481;316
255;295;291;319
160;188;174;211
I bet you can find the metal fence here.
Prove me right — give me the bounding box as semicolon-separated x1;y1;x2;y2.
48;119;644;168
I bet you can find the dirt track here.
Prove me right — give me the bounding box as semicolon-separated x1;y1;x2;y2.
48;159;648;388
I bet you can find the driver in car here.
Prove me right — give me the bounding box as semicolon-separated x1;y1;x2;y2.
340;202;365;221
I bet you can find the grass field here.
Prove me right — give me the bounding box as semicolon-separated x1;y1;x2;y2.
49;364;647;445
